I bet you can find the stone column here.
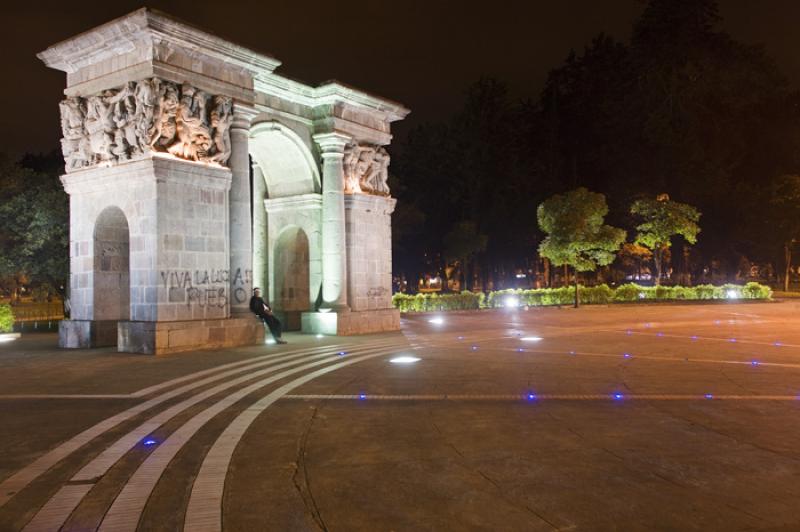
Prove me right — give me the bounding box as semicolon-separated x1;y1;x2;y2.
252;163;268;298
229;104;257;315
314;132;351;311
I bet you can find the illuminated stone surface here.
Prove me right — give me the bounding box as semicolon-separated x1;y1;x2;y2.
40;8;408;353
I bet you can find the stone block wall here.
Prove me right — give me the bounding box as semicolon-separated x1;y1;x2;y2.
63;160;159;322
344;194;395;312
155;159;233;321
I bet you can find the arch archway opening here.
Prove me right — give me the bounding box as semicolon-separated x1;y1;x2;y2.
273;226;310;330
93;206;130;344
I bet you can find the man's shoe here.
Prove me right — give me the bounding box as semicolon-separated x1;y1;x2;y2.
276;339;288;344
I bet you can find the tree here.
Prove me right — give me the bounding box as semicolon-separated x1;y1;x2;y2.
443;221;488;291
537;188;626;307
0;154;68;298
766;175;800;291
630;194;700;285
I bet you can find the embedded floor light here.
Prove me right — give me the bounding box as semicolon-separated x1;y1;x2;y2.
143;438;158;446
390;356;421;364
521;336;543;342
428;317;445;325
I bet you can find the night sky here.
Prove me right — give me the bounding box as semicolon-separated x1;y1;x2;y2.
5;0;800;158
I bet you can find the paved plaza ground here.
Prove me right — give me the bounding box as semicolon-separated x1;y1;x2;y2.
2;301;800;531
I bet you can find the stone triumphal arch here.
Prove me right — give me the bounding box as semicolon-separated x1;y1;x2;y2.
40;8;408;354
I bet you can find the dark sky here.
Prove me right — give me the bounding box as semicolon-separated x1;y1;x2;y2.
5;0;800;158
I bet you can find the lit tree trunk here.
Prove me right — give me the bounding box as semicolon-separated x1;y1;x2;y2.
654;246;662;286
543;257;550;288
784;241;792;292
574;267;579;308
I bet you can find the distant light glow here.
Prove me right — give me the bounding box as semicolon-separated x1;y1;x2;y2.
726;289;739;299
729;338;737;343
338;351;347;357
638;292;646;299
428;317;445;325
316;334;324;339
505;295;520;308
0;336;16;343
656;332;664;337
526;393;537;401
704;393;713;400
359;393;366;400
569;350;576;355
471;345;479;351
623;353;632;358
612;393;624;400
774;341;782;347
691;335;698;341
390;356;421;364
457;336;464;340
751;360;759;366
265;338;276;345
625;329;632;335
517;348;525;352
521;336;543;342
515;273;527;279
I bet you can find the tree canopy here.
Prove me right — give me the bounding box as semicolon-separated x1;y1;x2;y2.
537;188;626;305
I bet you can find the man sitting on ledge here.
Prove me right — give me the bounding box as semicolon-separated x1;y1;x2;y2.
249;287;287;344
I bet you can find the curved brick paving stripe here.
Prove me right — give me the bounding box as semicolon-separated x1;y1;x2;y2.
0;342;351;509
183;347;422;532
98;343;410;532
21;340;402;531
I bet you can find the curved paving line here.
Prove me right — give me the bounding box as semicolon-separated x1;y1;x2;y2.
183;347;418;532
22;341;402;532
98;343;409;532
0;342;347;509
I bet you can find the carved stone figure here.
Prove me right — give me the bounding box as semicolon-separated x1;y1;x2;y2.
59;98;91;170
168;84;212;161
58;77;234;172
208;95;233;164
343;143;391;196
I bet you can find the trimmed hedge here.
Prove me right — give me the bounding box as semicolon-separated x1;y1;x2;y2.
0;304;13;333
392;282;771;312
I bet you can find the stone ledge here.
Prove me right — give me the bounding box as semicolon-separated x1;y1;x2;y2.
118;316;263;355
302;308;399;336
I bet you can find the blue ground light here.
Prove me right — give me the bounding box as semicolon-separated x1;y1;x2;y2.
691;335;698;341
656;332;664;337
569;350;576;355
471;345;479;351
623;353;632;358
729;338;737;342
705;393;714;399
143;438;158;447
359;394;366;400
526;393;537;401
612;393;624;400
517;348;525;352
338;351;346;357
751;360;760;366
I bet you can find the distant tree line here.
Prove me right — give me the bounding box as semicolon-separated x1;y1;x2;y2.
391;0;800;292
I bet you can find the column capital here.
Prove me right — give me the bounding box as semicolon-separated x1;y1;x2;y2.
313;132;352;155
232;103;258;130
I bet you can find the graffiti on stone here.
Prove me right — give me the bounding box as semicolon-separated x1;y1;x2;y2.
159;268;251;306
366;287;388;298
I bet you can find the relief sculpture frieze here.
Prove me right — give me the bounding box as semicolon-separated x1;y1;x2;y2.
59;78;233;172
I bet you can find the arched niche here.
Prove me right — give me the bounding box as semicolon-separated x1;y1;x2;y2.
93;206;130;325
